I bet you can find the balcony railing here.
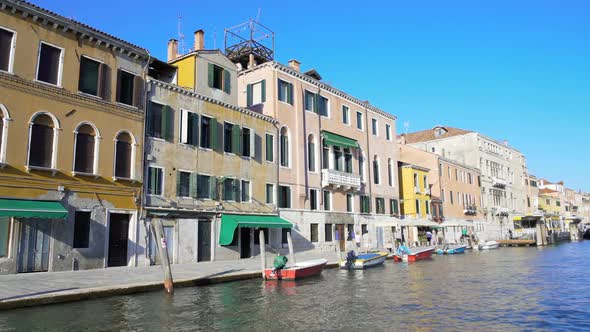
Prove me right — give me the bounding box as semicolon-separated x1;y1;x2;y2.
464;205;477;215
492;177;507;188
321;169;361;189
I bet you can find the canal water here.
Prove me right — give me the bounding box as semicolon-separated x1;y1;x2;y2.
1;241;590;331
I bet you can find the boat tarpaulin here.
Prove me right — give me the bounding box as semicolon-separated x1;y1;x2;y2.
0;198;67;219
219;214;293;245
321;131;360;149
440;219;474;227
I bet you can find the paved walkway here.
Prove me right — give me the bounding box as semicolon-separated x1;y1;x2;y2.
0;252;338;310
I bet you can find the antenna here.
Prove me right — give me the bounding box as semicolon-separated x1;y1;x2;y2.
256;8;262;23
178;13;185;53
213;29;217;49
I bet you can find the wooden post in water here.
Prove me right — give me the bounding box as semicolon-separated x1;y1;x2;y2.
259;230;266;279
152;219;174;294
286;230;296;265
335;229;342;261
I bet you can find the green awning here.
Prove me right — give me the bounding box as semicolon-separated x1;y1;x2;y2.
322;131;359;149
0;198;68;219
219;214;293;245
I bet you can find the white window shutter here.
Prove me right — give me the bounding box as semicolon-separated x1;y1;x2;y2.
250;128;255;158
180;109;189;144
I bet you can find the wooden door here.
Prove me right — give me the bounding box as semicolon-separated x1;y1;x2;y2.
107;213;130;267
198;221;211;262
240;228;251;258
17;219;51;273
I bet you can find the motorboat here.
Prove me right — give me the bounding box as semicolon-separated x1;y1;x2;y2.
264;259;328;280
339;251;388;270
478;241;500;250
393;246;435;262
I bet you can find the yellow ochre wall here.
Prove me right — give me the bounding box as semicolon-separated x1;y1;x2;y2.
399;166;430;217
171;56;196;89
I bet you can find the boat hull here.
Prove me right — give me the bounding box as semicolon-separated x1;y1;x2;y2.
394;248;435;262
479;241;500;250
447;246;467;254
264;259;328;280
339;252;388;270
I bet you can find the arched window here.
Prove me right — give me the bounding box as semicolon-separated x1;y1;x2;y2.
307;134;315;172
279;126;289;167
114;131;134;179
373;155;380;185
28;113;59;169
388;158;393;187
74;123;100;174
0;104;10;164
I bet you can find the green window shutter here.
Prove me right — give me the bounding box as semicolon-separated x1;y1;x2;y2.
232;125;241;155
209;177;218;200
266;134;273;162
146;103;154;137
208;63;214;88
246;84;253;106
309;142;315;171
161;105;173;142
261;79;266;102
189;173;197;198
234;179;240;202
190;112;199;146
287;83;293;105
223;69;231;94
394;199;399;214
313;93;319;113
209;117;218;150
286;188;291;208
176;171;182;197
149;168;156;194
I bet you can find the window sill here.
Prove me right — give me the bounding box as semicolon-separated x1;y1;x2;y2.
116;102;139;110
34;79;62;89
278;101;293;106
71;171;100;178
265;160;275;164
198;146;213;152
279;166;291;170
26;165;58;175
179;143;198;149
149;137;166;142
0;70;14;75
112;176;137;183
77;91;103;101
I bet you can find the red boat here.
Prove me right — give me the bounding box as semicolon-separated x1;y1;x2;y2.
264;259;328;280
393;247;435;262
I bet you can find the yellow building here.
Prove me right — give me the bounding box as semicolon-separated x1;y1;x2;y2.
538;189;563;231
0;2;148;273
398;163;432;218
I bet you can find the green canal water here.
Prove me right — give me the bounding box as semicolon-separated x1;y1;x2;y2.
1;242;590;331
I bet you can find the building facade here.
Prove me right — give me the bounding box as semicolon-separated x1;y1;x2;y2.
237;60;400;252
0;0;148;274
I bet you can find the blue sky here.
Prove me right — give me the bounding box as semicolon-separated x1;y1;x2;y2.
35;0;590;191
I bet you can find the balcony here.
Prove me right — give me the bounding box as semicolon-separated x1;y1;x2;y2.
321;169;361;190
464;205;477;215
492;177;507;188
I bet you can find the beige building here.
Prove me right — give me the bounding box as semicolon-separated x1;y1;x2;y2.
0;1;148;274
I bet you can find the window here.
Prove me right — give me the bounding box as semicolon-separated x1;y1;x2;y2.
441;189;445;202
148;102;173;141
176;171;192;198
450;191;454;204
360;195;371;213
439;163;443;176
346;193;353;212
527;196;531;208
356;111;363;130
376;197;385;214
73;211;91;249
415;199;420;214
199;115;217;149
114;132;133;179
333;146;343;171
247;80;266;106
322;144;330;169
390;199;399;215
28;113;56;168
265;133;274;162
224;122;241;154
387;158;393;187
280;127;289;167
318;95;329;117
0;217;10;257
413;174;418;189
78;56;102;96
373;156;380;185
342;105;350;124
254;228;269;245
455;169;459;181
197;174;216;199
424;176;428;192
208;63;230;93
278;79;293;104
468;173;473;185
179;109;198;146
323;190;331;211
304;90;316;112
359;152;365;182
361;224;368;235
266;184;275;204
557;201;561;207
325;224;333;242
117;69;141;107
241;127;255;157
385;124;391;141
223;178;240;201
425;200;430;215
282;228;291;245
241;180;251;202
0;28;15;73
344;148;353;173
307;135;316;172
310;189;318;210
310;224;319;242
278;185;291;208
147;167;163;196
74;123;97;174
448;166;451;179
37;42;63;85
371;118;378;136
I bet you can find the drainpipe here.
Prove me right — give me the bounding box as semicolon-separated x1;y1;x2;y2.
364;106;373;213
316;87;323;208
140;53;151;266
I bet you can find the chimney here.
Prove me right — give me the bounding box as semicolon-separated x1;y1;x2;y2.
288;59;301;72
167;39;178;61
194;29;205;51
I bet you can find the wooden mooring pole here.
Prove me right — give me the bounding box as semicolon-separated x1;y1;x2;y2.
152;219;174;294
259;230;267;279
286;230;296;265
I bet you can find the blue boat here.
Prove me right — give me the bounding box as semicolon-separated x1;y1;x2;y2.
339;251;388;270
436;245;467;255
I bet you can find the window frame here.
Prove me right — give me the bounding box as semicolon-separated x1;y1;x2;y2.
77;55;103;97
179;108;199;147
356;111;364;131
265;132;275;163
277;184;292;209
222;177;239;202
196;173;214;200
147;166;165;197
35;41;64;87
199;113;214;150
277;79;293;105
241;179;251;203
346;193;354;213
223;121;237;155
26;112;59;171
385;123;391;141
0;26;17;74
113;130;136;180
323;190;332;211
72;121;101;176
116;68;138;107
309;188;319;211
371;118;378;136
342;105;350;125
72;210;92;249
304;90;316;113
176;169;193;199
279;126;290;168
265;183;276;205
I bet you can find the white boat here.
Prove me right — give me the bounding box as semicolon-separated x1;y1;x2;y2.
478;240;500;250
339;252;388;270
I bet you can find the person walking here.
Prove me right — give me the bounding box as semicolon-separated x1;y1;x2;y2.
426;231;433;246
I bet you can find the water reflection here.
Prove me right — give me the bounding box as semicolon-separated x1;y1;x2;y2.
2;242;590;331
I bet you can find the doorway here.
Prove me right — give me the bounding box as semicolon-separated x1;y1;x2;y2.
107;213;130;267
240;227;251;258
17;219;51;273
198;220;211;262
336;224;346;251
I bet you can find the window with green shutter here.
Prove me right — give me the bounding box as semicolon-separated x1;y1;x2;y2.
360;195;371;214
0;217;10;257
223;69;231;94
265;133;274;162
278;185;291;208
266;183;275;204
177;171;191;198
197;175;211;199
231;123;241;155
318;95;329;117
390;199;399;215
278;79;293;105
304;90;315;112
246;83;253;106
147;167;163;196
148;102;163;139
161;105;174;142
180;110;198;146
209;63;224;90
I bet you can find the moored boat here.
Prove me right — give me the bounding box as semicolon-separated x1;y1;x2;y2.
339;252;388;270
478;241;500;250
435;245;467;255
393;247;435;262
264;259;328;280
